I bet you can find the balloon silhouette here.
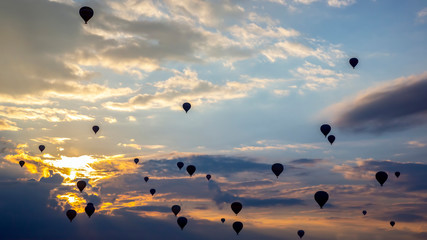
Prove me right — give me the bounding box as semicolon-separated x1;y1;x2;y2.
177;217;187;230
206;174;211;181
328;135;335;145
297;230;305;238
314;191;329;209
92;125;99;134
171;205;181;216
79;6;94;24
231;202;242;215
150;188;156;196
362;210;367;216
186;165;196;177
390;221;395;227
177;162;184;170
232;221;243;235
395;171;400;178
271;163;284;178
39;145;45;153
320;124;331;137
144;176;149;182
349;58;359;69
19;161;25;167
66;210;77;222
85;203;95;218
221;218;225;223
77;180;86;192
183;102;191;113
376;171;388;186
134;158;139;164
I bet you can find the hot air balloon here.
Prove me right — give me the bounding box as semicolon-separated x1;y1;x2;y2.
314;191;329;209
297;230;305;238
150;188;156;196
376;171;388;186
177;162;184;170
79;6;94;24
144;176;149;182
362;210;367;216
232;221;243;235
19;161;25;167
92;125;99;134
39;145;45;152
206;174;211;181
134;158;139;164
390;221;395;227
395;171;400;178
328;135;335;145
271;163;284;178
77;180;87;192
221;218;225;223
349;58;358;69
231;202;242;215
85;203;95;218
186;165;196;177
171;205;181;217
320;124;331;137
177;217;187;230
66;210;77;222
183;102;191;113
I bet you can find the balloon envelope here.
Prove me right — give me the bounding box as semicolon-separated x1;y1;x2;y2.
327;135;335;145
39;145;45;152
134;158;139;164
271;163;284;178
390;221;395;227
77;180;86;192
314;191;329;209
206;174;211;181
297;230;305;238
349;58;359;69
66;210;77;222
171;205;181;216
85;203;95;218
320;124;331;137
144;177;149;182
150;188;156;196
232;221;243;235
79;6;94;24
19;161;25;167
376;171;388;186
221;218;225;223
362;210;367;215
177;162;184;170
177;217;187;230
183;102;191;113
186;165;196;176
92;125;99;134
231;202;242;215
395;171;400;178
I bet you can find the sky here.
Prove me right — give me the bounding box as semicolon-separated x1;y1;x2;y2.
1;0;427;239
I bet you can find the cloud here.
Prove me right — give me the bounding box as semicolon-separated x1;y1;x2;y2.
0;106;94;122
104;68;267;111
417;8;427;22
407;141;426;148
0;119;21;131
325;72;427;133
289;158;324;166
235;140;320;152
327;0;356;8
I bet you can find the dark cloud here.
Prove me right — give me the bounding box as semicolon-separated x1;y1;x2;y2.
39;170;64;184
289;158;324;165
332;72;427;133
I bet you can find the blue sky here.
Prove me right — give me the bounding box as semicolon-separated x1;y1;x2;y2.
1;0;427;239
